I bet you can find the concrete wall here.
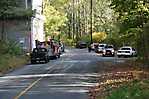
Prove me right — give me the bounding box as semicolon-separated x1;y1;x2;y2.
31;0;45;49
0;19;31;52
0;0;45;52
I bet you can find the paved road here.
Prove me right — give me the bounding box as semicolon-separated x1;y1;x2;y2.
0;48;132;99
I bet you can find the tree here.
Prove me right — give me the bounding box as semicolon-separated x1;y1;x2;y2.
43;0;68;38
0;0;32;41
63;0;116;43
92;32;107;43
111;0;149;32
0;0;19;40
111;0;149;65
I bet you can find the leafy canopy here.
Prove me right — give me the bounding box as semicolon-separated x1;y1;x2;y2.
0;0;18;17
43;0;68;36
0;0;32;19
111;0;149;32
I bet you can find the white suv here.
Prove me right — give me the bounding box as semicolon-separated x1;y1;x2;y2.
97;44;107;53
117;46;137;57
102;45;115;57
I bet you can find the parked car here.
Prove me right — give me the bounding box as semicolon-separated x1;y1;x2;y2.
30;48;49;64
36;40;61;60
59;42;65;53
95;43;107;53
91;43;99;50
117;46;137;57
76;41;87;49
48;40;61;59
102;45;115;57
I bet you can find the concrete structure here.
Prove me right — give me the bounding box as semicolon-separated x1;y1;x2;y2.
0;0;45;52
0;20;31;52
31;0;45;49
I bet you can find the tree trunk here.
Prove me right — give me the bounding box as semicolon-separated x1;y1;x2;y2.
143;22;149;66
1;18;6;41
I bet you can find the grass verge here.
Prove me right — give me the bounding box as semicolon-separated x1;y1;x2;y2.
106;80;149;99
0;54;28;75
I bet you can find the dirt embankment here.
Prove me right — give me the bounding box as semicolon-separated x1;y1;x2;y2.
0;55;28;75
88;60;149;99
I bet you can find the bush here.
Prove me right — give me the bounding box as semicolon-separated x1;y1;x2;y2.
0;40;21;55
92;32;107;43
0;54;28;73
104;36;122;49
106;80;149;99
63;38;75;46
80;35;90;43
0;40;28;74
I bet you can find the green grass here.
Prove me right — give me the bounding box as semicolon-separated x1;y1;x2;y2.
0;54;28;74
0;40;28;74
106;80;149;99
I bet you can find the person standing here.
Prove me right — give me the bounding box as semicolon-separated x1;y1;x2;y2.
88;44;91;52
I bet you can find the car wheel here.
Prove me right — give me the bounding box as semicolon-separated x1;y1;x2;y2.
118;55;121;58
131;53;134;57
31;60;36;64
102;54;105;57
53;56;57;59
134;54;137;57
45;60;48;63
57;54;60;58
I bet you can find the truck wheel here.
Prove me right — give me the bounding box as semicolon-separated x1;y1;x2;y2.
58;54;60;58
45;58;49;63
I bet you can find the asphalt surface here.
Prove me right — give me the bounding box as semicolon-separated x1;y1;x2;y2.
0;48;132;99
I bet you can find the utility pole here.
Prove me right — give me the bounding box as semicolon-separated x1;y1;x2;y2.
90;0;93;44
72;0;75;40
25;0;28;9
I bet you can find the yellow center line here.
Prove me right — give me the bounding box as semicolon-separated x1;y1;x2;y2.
14;78;42;99
13;59;65;99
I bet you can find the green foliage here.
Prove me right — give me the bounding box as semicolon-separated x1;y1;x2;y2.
0;0;32;19
92;32;107;43
106;80;149;99
9;8;33;19
0;54;28;73
0;41;21;55
94;0;116;33
110;0;149;63
104;36;121;49
63;0;117;42
0;40;27;73
43;0;68;36
63;38;75;46
50;0;69;11
80;35;90;43
111;0;149;32
0;0;18;16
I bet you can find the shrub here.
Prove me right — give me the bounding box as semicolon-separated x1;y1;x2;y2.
106;80;149;99
92;32;107;43
63;38;75;46
0;40;21;55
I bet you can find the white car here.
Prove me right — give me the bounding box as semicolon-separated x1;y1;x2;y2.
102;45;115;57
117;46;137;57
97;44;107;53
91;43;98;50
